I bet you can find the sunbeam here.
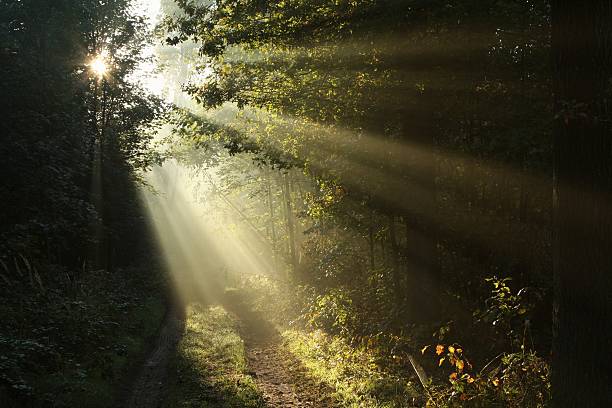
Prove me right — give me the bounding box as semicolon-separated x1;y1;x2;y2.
140;156;275;304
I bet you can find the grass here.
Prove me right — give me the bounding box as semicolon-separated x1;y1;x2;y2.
282;329;420;407
162;303;265;408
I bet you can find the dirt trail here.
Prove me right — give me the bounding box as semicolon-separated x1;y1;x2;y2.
124;307;184;408
126;292;335;407
223;292;337;407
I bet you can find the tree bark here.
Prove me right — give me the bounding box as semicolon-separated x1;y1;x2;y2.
552;1;612;406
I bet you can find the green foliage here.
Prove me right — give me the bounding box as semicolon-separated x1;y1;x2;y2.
305;289;356;336
423;346;549;407
477;277;542;347
421;279;550;407
0;0;165;264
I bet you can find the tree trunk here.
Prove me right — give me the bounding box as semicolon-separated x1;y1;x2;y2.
552;1;612;406
388;215;401;303
266;169;279;276
369;208;375;270
283;172;298;275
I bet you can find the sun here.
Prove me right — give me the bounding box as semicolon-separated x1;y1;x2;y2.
90;55;108;78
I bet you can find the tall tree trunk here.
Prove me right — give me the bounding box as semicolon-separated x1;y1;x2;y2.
266;169;279;276
283;172;297;276
552;1;612;406
518;161;528;223
388;215;401;303
88;78;106;270
401;108;441;320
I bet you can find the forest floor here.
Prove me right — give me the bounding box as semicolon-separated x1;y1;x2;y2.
127;290;337;408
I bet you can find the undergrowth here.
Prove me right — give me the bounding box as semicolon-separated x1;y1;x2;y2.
236;273;550;408
0;258;167;407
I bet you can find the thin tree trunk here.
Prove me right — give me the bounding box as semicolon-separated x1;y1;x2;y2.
369;208;375;270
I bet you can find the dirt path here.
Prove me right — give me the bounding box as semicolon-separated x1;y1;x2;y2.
125;292;335;408
223;292;337;407
124;307;184;408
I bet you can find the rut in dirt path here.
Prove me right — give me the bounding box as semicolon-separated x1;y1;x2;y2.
124;307;184;408
223;293;337;408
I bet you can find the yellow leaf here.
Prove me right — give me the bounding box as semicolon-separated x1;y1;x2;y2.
448;346;455;354
436;344;445;355
439;357;445;366
456;359;465;372
421;345;430;355
457;348;463;354
492;378;500;387
467;377;475;384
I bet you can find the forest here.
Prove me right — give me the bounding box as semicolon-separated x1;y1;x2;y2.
1;0;611;407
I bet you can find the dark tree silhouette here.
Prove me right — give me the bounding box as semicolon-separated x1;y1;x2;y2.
552;1;612;405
